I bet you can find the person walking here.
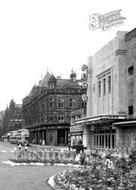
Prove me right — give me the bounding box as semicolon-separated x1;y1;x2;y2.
18;143;22;150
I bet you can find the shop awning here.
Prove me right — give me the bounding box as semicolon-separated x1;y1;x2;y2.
72;114;126;126
113;120;136;127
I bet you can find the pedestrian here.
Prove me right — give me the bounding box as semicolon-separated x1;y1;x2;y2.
78;137;82;145
105;154;114;169
39;139;42;145
42;139;45;146
24;144;28;151
18;143;22;150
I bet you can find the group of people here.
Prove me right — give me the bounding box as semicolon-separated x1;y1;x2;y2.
18;143;28;151
72;136;83;146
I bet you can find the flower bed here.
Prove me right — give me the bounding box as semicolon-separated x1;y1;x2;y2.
48;158;136;190
8;147;136;168
7;147;136;189
47;150;136;190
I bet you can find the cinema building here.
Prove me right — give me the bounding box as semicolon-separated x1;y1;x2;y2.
23;71;86;146
70;28;136;149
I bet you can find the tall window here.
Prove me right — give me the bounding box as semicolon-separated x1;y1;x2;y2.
69;98;76;108
49;114;53;121
58;99;64;108
128;105;133;115
98;81;101;97
108;75;111;93
49;98;54;108
128;66;134;76
103;78;106;96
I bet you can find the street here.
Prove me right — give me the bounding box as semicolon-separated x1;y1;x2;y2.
0;142;71;190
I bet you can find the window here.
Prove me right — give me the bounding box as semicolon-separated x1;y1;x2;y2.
49;113;53;121
69;98;76;108
57;99;64;108
108;75;111;93
49;98;54;108
58;113;64;121
103;78;106;95
71;116;75;123
49;84;55;89
128;66;134;76
77;115;81;119
93;132;115;149
82;102;86;109
98;81;101;97
128;105;133;115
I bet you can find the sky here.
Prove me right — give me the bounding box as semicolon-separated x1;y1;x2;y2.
0;0;135;111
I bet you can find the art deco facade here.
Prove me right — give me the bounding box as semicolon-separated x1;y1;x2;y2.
85;31;127;149
71;28;136;149
23;71;86;146
115;28;136;148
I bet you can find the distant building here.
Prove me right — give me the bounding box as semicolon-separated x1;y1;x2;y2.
23;71;86;146
0;111;5;137
70;65;88;146
2;100;23;134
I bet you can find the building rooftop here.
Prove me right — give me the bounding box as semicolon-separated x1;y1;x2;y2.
39;71;51;87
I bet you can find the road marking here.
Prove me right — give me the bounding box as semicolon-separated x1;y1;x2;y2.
10;150;15;153
0;150;15;153
1;150;7;153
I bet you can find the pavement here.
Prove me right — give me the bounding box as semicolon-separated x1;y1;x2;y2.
0;142;73;190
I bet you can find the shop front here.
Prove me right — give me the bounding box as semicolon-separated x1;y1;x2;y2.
91;125;116;149
28;125;69;146
29;127;46;145
70;124;83;146
73;114;126;149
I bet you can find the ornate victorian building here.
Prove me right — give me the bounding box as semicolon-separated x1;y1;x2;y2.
2;100;23;135
23;71;86;146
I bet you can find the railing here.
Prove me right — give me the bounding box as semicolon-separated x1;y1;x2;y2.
89;146;133;155
14;149;77;163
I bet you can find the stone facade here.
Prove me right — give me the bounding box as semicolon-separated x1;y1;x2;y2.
125;28;136;118
114;28;136;148
87;31;127;117
23;71;86;146
84;29;136;149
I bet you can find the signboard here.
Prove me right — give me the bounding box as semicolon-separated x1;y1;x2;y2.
82;82;87;89
70;125;83;133
82;94;88;101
